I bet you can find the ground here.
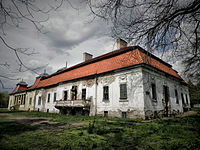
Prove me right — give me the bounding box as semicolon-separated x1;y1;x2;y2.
0;109;200;150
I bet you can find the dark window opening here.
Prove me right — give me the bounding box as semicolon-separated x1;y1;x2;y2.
63;91;68;101
120;84;127;99
82;89;86;100
47;93;50;103
175;89;179;104
185;94;188;104
47;109;49;113
104;111;108;117
122;112;127;118
181;93;185;105
151;83;157;100
38;96;41;105
29;98;32;105
54;93;57;102
103;86;109;100
71;86;77;100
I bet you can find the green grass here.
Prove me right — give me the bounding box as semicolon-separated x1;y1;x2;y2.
0;110;200;150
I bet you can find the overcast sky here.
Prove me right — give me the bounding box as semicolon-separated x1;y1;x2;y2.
0;0;184;93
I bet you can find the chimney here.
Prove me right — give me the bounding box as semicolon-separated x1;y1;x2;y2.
65;61;67;68
117;39;127;49
83;52;93;61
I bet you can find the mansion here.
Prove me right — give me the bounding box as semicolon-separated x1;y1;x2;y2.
8;39;190;119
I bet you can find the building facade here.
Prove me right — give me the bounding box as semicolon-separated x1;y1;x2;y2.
8;40;190;119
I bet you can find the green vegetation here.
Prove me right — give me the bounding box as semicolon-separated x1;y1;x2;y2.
188;81;200;106
0;110;200;150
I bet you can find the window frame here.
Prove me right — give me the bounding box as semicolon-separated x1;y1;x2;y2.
82;89;86;100
47;93;51;103
151;83;157;100
53;93;57;102
181;93;185;105
175;89;179;104
63;90;68;101
120;83;127;99
29;97;32;105
38;96;41;105
103;86;109;100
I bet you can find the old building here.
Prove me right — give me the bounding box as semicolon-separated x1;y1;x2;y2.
8;39;190;119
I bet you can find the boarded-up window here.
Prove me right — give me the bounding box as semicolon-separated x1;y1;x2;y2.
47;93;50;103
29;98;32;105
185;94;188;104
63;91;68;101
54;93;57;102
38;96;41;105
175;89;179;104
151;83;157;100
181;93;185;104
120;84;127;99
82;89;86;100
103;86;109;100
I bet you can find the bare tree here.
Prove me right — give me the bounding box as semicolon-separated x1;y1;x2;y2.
86;0;200;82
0;0;64;89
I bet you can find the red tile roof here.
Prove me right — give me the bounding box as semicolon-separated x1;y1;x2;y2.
11;85;28;94
11;46;186;94
37;46;184;88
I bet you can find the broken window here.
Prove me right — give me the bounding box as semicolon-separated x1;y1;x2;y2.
122;112;127;118
185;94;188;104
63;91;68;101
151;83;157;100
175;89;179;104
103;86;109;100
120;84;127;99
38;96;41;105
181;93;185;104
82;89;86;100
104;111;108;117
29;98;32;105
47;93;50;103
71;86;77;100
54;93;57;102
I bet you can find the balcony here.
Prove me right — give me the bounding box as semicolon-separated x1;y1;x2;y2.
55;99;91;108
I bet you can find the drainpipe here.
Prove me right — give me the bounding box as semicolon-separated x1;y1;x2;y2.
94;74;98;116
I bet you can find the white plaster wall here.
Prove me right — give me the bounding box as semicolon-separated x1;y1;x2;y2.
142;67;190;117
96;67;145;118
35;90;43;112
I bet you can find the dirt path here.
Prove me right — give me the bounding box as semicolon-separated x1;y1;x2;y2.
0;113;87;130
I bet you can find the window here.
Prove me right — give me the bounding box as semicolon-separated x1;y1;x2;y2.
47;93;50;103
71;86;77;100
120;84;127;99
175;89;179;104
63;91;68;101
103;86;109;100
185;94;188;104
104;111;108;117
122;112;127;118
151;83;157;100
38;96;41;105
53;93;57;102
181;93;185;104
29;98;32;105
82;89;86;100
47;109;49;113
